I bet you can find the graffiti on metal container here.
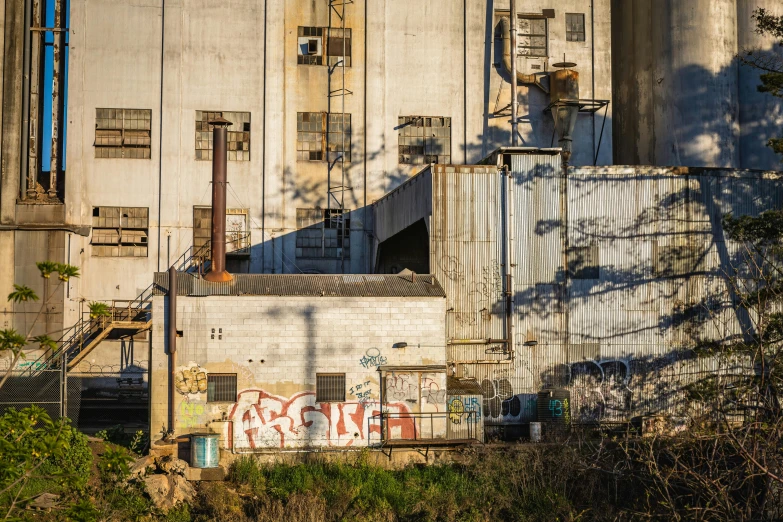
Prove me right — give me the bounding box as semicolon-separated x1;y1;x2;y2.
359;348;387;369
548;398;571;423
566;359;632;422
439;255;465;282
227;389;416;449
349;381;372;405
448;396;481;424
175;364;208;395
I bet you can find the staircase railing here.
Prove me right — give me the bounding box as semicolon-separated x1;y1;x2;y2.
17;232;251;378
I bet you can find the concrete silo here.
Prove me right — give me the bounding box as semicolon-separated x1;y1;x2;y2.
612;0;741;168
737;0;783;170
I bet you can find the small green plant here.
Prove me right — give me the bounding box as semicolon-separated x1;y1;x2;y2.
97;446;134;483
129;430;148;455
88;301;111;320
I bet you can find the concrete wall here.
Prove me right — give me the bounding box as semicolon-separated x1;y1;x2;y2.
58;0;612;329
150;294;446;449
612;0;783;170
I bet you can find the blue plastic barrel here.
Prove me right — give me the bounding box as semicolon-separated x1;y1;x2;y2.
190;433;220;468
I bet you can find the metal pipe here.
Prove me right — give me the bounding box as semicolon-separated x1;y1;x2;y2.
503;164;514;361
509;0;518;146
48;0;62;199
448;339;509;345
21;0;33;198
167;266;177;435
26;0;41;199
156;0;166;272
204;117;232;282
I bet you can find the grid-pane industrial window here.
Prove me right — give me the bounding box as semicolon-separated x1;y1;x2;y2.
297;26;351;67
192;207;251;255
296;208;350;259
91;206;149;257
316;373;345;402
296;112;351;162
195;111;251;161
398;116;451;165
207;374;237;402
518;16;547;57
95;108;152;159
568;245;600;279
566;13;586;42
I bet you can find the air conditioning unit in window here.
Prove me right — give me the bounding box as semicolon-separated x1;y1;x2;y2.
299;36;322;57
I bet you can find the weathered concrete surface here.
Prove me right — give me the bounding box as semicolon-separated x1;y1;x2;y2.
612;0;783;170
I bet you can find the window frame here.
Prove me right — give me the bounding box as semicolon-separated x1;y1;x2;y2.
94;108;152;159
398;116;452;165
296;208;351;259
297;26;352;67
316;373;346;403
207;373;237;403
517;15;548;57
91;206;149;258
296;112;351;163
195;110;251;161
565;13;586;42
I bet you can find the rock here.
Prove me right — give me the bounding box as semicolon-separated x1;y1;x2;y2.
144;473;195;513
27;493;60;511
129;455;156;480
157;456;188;476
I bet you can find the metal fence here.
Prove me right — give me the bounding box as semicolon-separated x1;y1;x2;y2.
0;369;69;421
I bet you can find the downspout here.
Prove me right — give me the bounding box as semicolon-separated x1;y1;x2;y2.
167;266;177;436
503;163;514;361
21;0;32;198
509;1;518;146
156;0;165;272
261;0;267;273
499;16;549;94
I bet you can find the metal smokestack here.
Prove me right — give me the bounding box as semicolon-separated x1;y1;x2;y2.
204;117;233;283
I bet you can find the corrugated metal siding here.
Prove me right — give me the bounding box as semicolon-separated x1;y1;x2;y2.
153;273;446;298
428;165;506;363
457;162;780;425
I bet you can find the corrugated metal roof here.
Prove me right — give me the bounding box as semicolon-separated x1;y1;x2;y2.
447;377;484;395
153;272;446;298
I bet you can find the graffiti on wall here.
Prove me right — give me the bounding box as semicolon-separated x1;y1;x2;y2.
179;401;206;429
227;389;416;449
448;396;481;424
421;376;446;406
567;359;632;422
386;373;418;403
175;364;208;395
359;348;387;369
349;381;372;405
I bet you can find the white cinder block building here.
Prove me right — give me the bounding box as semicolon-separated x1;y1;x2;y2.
150;273;460;450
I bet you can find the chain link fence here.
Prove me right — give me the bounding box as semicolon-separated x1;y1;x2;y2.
0;369;73;422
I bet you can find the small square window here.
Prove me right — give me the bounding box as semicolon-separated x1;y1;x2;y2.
566;13;586;42
207;374;237;402
316;373;345;402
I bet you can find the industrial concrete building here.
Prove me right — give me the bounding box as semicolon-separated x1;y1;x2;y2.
0;0;781;439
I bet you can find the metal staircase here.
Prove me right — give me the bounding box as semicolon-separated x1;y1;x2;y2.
19;233;251;377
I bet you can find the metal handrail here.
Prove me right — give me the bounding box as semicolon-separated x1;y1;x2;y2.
17;233;251;378
369;410;479;444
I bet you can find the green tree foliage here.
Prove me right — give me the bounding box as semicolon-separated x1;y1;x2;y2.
743;9;783;158
0;406;92;519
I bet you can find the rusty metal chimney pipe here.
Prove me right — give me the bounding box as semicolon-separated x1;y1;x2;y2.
167;266;177;435
204;117;233;282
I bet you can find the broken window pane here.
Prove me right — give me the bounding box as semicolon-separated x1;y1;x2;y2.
398;116;451;165
517;16;548;57
91;206;149;257
94;108;151;159
297;27;351;67
195;111;250;161
296;112;351;163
